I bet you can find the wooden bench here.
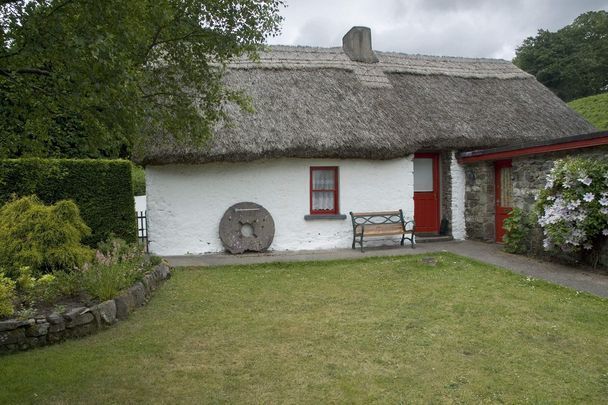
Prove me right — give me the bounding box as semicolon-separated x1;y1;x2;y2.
349;210;415;252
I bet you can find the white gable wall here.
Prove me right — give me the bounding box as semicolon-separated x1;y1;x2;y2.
146;157;414;255
450;151;467;240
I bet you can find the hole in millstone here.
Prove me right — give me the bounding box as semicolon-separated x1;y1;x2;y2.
240;223;254;237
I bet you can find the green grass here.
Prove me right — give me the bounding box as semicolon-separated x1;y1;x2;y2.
1;253;607;403
568;92;608;129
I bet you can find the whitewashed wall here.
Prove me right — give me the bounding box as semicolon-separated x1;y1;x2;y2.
146;157;414;255
449;151;467;240
134;195;147;213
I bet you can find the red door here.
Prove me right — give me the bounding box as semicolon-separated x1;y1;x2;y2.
414;153;440;234
495;160;513;243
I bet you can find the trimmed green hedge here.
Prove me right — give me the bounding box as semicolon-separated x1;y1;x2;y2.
0;158;136;246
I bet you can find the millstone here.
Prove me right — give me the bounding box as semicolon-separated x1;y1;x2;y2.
219;202;275;254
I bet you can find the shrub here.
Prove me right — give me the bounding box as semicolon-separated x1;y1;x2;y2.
536;157;608;266
0;158;136;246
148;255;162;267
0;196;94;277
83;261;138;301
50;270;83;298
0;273;16;318
16;266;62;305
503;208;531;254
82;239;146;301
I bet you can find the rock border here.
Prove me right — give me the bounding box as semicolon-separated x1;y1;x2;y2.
0;263;171;355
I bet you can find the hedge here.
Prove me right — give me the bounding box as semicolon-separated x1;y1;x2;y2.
0;158;136;246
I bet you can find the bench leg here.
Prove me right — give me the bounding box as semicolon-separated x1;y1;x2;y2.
352;233;356;250
400;234;405;246
360;233;364;253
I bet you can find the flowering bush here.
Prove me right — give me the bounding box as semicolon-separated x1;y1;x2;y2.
536;157;608;262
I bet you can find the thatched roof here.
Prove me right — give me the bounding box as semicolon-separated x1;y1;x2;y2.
139;45;595;165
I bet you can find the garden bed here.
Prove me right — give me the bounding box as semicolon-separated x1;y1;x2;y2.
0;263;171;355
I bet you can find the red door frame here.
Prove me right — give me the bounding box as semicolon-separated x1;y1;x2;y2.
494;159;512;243
413;153;440;234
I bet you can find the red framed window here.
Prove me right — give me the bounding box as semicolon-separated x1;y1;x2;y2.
310;166;339;215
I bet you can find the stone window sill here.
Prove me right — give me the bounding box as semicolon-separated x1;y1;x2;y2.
304;214;347;221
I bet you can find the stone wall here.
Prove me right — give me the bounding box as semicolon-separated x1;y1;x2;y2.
0;264;171;355
512;146;608;212
464;145;608;267
464;161;495;241
440;151;452;228
511;146;608;267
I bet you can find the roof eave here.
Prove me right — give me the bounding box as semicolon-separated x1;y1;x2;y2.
458;130;607;164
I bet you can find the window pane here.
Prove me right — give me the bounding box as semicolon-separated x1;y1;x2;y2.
312;191;335;211
312;169;335;190
414;158;434;192
500;167;513;207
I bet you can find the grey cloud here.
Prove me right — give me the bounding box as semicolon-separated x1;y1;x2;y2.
269;0;608;59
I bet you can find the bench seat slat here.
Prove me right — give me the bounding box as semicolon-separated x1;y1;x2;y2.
355;224;405;236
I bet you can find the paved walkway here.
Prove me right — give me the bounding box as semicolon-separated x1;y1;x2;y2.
164;240;608;298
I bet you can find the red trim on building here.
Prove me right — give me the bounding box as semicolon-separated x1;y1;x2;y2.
309;166;339;215
459;131;608;164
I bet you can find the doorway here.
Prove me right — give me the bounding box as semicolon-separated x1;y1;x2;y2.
494;160;513;243
413;153;440;234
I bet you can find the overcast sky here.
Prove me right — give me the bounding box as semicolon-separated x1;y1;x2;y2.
267;0;608;60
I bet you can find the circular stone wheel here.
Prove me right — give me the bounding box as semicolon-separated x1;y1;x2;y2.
219;202;275;254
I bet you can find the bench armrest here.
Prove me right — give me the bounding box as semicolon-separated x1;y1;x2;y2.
404;220;415;233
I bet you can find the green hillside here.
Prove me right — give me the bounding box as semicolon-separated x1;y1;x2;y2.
568;93;608;130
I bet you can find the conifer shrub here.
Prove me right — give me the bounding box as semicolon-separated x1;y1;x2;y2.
0;196;94;277
0;273;16;318
0;158;136;246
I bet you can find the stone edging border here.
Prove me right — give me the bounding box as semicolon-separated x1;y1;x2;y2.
0;263;172;355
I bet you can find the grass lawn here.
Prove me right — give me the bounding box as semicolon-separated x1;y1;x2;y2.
1;253;607;404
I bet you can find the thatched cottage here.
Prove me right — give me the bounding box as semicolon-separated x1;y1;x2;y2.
139;27;596;256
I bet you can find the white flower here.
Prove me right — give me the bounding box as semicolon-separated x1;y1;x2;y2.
578;176;592;186
583;243;593;250
602;229;608;236
599;196;608;206
583;193;595;202
567;200;581;210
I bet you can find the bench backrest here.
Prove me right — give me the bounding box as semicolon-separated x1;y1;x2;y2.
350;210;404;226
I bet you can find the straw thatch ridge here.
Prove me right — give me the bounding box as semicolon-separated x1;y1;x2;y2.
139;46;595;165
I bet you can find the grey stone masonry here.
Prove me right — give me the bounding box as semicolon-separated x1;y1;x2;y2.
0;263;171;356
463;145;608;267
440;151;453;230
342;26;379;64
512;146;608;212
464;161;495;242
511;146;608;267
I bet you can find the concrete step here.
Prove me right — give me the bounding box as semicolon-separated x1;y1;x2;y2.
416;235;454;243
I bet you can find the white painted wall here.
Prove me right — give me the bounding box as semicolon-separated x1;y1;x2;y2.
146;157;414;255
134;195;147;213
450;151;467;240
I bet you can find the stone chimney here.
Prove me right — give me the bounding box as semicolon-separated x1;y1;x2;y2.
342;26;379;63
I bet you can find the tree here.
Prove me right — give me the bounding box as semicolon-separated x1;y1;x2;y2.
0;0;284;158
513;11;608;102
